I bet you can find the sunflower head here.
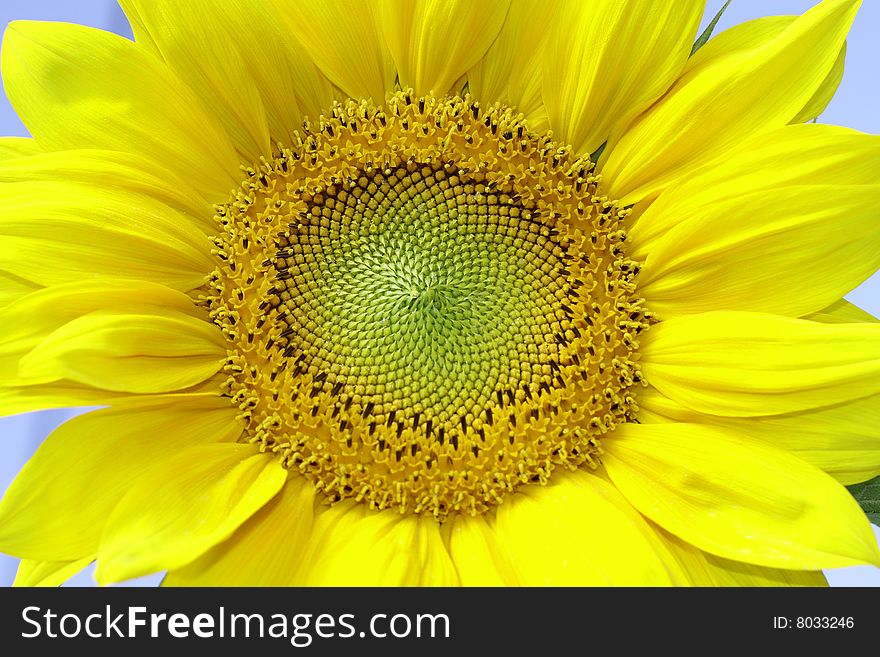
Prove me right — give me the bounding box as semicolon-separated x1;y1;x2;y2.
209;91;647;518
0;0;878;588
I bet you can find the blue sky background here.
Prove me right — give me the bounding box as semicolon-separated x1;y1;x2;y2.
0;0;878;587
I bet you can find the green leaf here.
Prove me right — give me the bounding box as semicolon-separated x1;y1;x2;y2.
847;475;880;526
691;0;732;56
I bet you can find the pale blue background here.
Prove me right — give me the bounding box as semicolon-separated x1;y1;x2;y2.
0;0;878;586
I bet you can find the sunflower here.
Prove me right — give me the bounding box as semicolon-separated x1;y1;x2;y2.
0;0;878;588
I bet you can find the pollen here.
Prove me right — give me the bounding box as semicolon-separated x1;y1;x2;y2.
205;91;648;520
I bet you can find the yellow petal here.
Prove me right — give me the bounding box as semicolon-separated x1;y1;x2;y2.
0;234;206;294
1;21;239;200
0;375;221;419
127;0;332;142
793;42;846;123
96;444;285;584
16;308;225;393
0;149;213;232
0;137;40;159
272;0;395;103
601;0;859;204
467;0;554;123
641;311;880;416
730;396;880;486
0;394;240;561
221;0;334;137
630;123;880;257
639;385;880;487
704;557;828;587
447;514;518;585
805;298;878;324
494;470;685;585
298;503;459;586
0;270;39;313
0;383;119;418
688;14;793;67
604;422;880;569
542;0;703;157
376;0;510;96
163;476;315;586
661;530;827;586
687;10;846;127
120;0;277;162
14;558;93;587
638;184;880;319
0;280;204;379
0;181;215;290
243;2;336;134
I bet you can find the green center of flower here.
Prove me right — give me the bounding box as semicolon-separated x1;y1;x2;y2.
206;91;647;520
275;163;571;444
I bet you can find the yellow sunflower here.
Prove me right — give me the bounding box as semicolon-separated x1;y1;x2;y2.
1;0;879;587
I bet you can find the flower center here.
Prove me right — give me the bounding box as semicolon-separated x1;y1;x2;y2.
206;91;647;520
280;164;570;444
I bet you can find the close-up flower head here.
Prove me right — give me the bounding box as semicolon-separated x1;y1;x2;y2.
0;0;878;587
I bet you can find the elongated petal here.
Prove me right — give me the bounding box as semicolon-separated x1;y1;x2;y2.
692;13;790;60
0;181;215;290
164;476;315;586
660;530;827;586
96;444;285;584
0;235;206;294
638;184;880;318
272;0;395;103
280;502;458;586
0;395;240;561
1;21;240;200
805;298;878;323
0;149;213;231
0;376;222;419
121;0;270;160
376;0;510;96
630;123;880;257
641;311;880;416
16;308;225;393
601;0;858;204
604;422;880;569
467;0;554;124
239;2;335;134
128;0;333;142
14;558;93;587
689;11;844;126
0;137;40;159
123;0;336;159
704;557;828;586
0;383;117;419
0;281;204;376
0;270;39;313
448;514;518;585
639;385;880;486
494;470;685;585
543;0;703;157
794;42;846;123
